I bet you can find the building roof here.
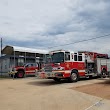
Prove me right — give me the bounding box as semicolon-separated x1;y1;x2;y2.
2;45;49;55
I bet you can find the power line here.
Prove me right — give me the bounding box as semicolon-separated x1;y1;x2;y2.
48;33;110;49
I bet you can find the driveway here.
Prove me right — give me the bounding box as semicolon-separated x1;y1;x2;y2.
0;77;110;110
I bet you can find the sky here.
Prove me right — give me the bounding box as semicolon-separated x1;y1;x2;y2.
0;0;110;54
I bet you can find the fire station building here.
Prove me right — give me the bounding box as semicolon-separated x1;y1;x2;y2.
0;45;48;75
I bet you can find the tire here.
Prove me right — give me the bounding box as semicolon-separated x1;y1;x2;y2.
101;69;107;78
89;75;93;79
17;71;24;78
53;78;61;82
68;71;79;82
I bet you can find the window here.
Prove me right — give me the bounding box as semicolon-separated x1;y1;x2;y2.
52;52;64;63
78;56;82;61
78;53;82;61
65;52;70;61
4;59;7;69
18;58;24;66
74;53;77;61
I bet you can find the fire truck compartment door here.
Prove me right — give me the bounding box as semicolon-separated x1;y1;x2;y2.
107;59;110;72
97;58;107;73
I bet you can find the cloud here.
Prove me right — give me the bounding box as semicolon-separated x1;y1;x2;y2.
0;0;110;54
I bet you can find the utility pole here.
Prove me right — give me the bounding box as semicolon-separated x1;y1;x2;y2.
1;38;2;56
1;38;2;76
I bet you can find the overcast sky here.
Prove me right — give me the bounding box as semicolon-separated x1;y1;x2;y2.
0;0;110;54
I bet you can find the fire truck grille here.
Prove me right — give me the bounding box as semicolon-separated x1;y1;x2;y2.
44;66;52;72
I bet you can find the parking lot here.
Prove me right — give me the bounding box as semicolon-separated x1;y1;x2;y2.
0;77;110;110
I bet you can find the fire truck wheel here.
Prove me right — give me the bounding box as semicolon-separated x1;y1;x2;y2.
89;75;93;79
53;78;61;82
17;71;24;78
101;69;107;78
69;71;79;82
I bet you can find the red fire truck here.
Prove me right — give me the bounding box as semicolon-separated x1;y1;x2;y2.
38;50;110;82
9;63;39;78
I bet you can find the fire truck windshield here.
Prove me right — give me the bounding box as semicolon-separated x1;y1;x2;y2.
52;52;64;63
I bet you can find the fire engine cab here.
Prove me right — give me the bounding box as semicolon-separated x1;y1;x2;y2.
38;50;110;82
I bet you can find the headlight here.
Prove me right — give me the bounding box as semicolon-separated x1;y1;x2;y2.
59;67;65;70
52;67;65;70
41;68;45;71
52;67;58;70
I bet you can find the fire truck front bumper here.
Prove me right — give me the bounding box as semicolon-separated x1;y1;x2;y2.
37;71;64;79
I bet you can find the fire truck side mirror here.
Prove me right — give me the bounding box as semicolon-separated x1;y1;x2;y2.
25;65;28;67
85;59;87;68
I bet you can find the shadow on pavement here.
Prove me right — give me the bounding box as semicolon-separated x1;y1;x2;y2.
27;79;70;86
97;78;110;85
27;77;100;87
